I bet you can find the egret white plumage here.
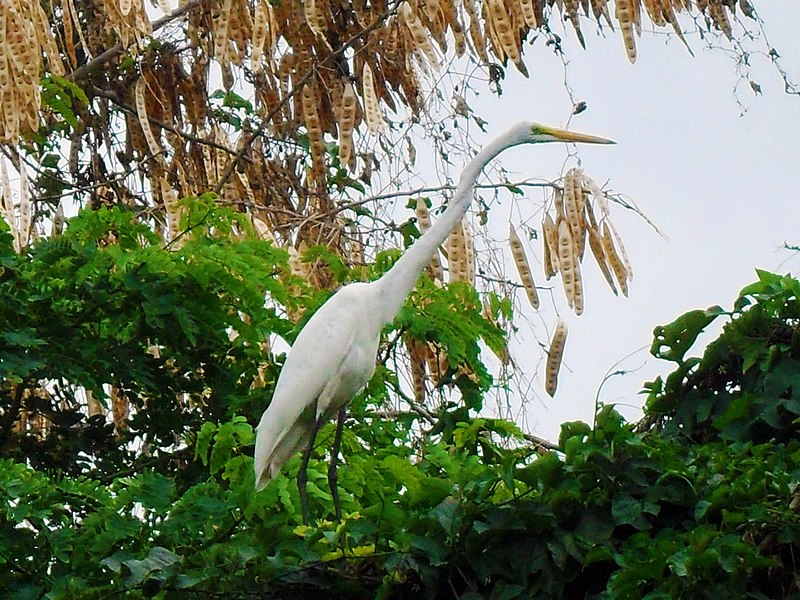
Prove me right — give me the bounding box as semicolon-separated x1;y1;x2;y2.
254;122;614;522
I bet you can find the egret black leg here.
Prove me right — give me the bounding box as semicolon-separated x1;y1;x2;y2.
328;406;347;521
298;416;322;525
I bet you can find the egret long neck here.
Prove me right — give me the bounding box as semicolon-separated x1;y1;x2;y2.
374;133;522;324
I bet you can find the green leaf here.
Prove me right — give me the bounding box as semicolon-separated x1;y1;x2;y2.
650;306;724;363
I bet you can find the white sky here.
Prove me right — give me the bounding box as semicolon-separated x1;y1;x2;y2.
457;5;800;441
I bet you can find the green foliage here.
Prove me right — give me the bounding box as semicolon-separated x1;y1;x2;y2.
644;269;800;444
2;212;800;599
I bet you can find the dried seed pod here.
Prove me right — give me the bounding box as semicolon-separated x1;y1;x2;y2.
0;159;13;226
361;62;383;134
415;197;432;231
462;0;489;62
415;198;443;279
463;217;475;284
52;202;65;237
400;2;439;67
563;167;585;257
301;80;326;188
557;219;577;309
213;0;233;63
111;385;129;436
519;0;540;28
160;176;182;246
608;220;633;282
135;78;163;160
86;389;105;417
446;218;468;282
17;161;30;250
406;337;428;402
486;0;528;76
338;81;358;166
545;317;568;396
251;0;271;66
304;0;331;49
601;221;629;296
590;0;614;27
616;0;638;63
707;1;733;39
509;224;540;309
585;207;618;295
581;173;610;218
643;0;666;25
542;212;560;278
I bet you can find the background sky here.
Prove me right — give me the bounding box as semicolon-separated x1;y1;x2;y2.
454;5;800;441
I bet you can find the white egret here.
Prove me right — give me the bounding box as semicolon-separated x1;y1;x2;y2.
254;122;614;522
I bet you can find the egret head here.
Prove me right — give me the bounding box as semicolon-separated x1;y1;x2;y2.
507;121;615;146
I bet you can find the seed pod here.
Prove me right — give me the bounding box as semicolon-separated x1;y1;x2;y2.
463;217;475;284
301;81;326;188
563;167;585;257
406;337;428;403
601;221;629;296
615;0;638;63
486;0;529;76
111;386;129;436
160;176;181;246
17;161;30;250
509;224;540;309
415;197;432;231
400;2;439;67
251;215;275;242
33;2;65;76
590;0;614;27
213;0;233;63
447;219;467;282
119;0;132;17
0;159;12;226
462;0;489;62
304;0;332;49
362;62;382;134
643;0;665;25
557;219;576;309
545;317;568;396
251;0;270;66
52;202;65;237
707;1;733;39
585;207;618;295
608;220;633;282
519;0;540;28
581;173;610;218
415;198;443;279
134;78;163;159
542;212;560;278
86;389;105;417
338;81;358;167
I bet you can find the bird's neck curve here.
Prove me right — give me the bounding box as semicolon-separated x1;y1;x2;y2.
373;132;524;324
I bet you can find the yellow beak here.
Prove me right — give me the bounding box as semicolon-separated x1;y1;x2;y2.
542;126;616;145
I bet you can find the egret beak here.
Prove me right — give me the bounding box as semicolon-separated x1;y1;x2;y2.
542;126;615;145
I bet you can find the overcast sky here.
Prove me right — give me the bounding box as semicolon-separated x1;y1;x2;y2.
454;5;800;441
